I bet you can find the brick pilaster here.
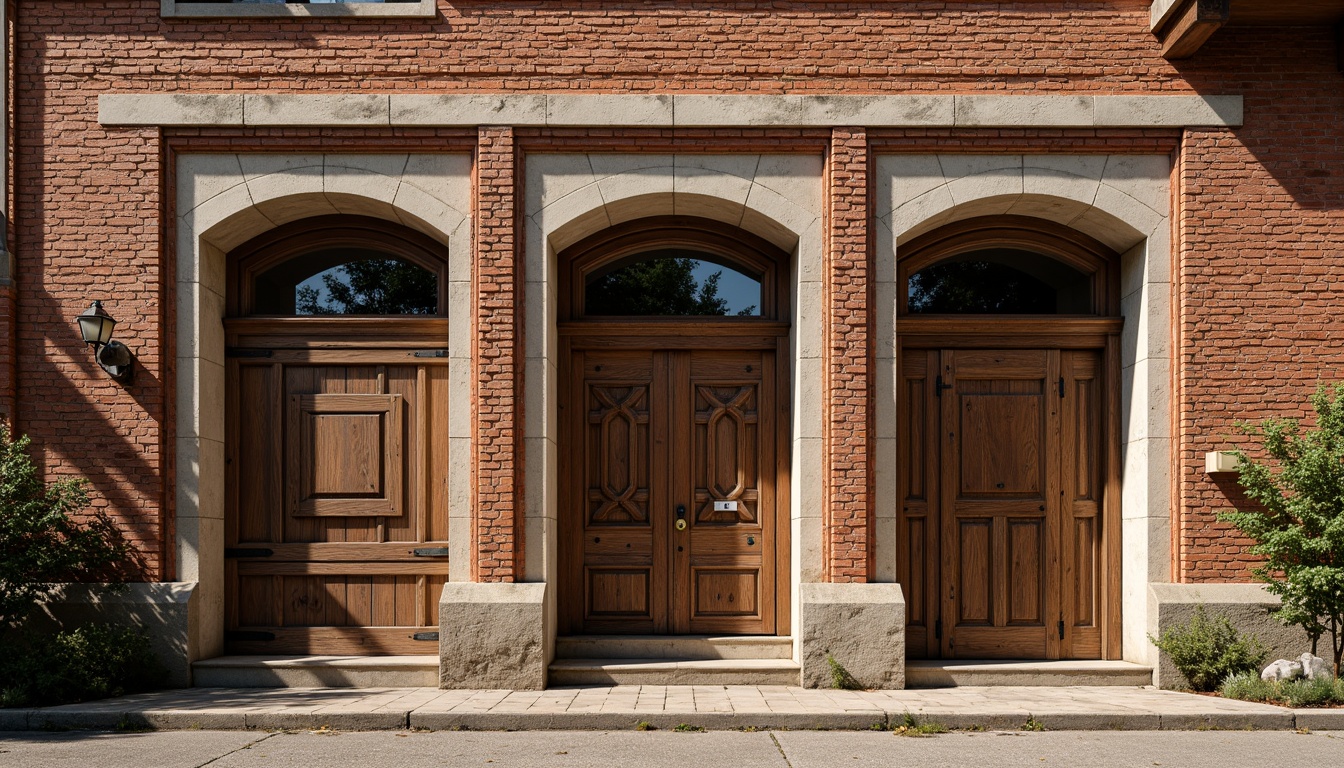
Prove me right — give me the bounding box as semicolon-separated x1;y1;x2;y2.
822;128;874;582
0;280;14;425
472;126;524;582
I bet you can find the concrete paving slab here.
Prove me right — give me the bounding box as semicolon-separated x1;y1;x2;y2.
0;730;267;768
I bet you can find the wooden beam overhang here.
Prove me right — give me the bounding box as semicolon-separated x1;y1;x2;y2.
1153;0;1232;60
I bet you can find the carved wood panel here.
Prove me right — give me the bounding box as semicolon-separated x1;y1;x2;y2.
225;348;450;656
564;346;778;635
901;347;1105;660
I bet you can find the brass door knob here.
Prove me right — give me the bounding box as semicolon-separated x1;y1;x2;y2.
675;519;688;531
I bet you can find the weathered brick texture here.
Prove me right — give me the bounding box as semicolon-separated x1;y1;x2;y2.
4;2;1342;584
472;126;523;582
823;128;873;582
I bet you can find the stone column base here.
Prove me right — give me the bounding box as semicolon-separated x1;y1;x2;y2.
1148;582;1311;689
800;583;906;689
439;582;548;690
36;582;198;688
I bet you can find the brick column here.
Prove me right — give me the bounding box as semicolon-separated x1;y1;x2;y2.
822;128;874;582
472;126;524;582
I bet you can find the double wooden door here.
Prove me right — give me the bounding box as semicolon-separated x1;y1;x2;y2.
900;348;1104;659
561;344;783;635
224;329;451;655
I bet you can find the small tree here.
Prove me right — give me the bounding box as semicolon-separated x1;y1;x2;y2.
0;422;130;630
1221;383;1344;678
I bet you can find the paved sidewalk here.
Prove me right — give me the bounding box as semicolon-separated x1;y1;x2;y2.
3;685;1343;732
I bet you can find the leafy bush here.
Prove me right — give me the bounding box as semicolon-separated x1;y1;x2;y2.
0;623;165;708
1220;671;1344;707
1;422;132;630
1149;605;1268;691
1222;383;1344;679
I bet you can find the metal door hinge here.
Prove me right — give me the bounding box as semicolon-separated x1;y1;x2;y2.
411;547;451;558
411;631;440;642
935;375;953;397
1058;619;1066;640
225;348;273;359
413;350;448;358
224;548;274;558
225;630;275;642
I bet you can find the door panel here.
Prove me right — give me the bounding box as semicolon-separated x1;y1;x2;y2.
565;345;777;635
902;347;1105;660
226;351;450;655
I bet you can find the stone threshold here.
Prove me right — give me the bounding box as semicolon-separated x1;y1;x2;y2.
2;685;1340;733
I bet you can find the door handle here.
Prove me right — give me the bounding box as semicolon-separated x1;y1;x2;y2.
675;505;687;532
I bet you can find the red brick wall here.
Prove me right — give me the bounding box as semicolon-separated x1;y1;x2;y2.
1173;27;1344;582
472;126;523;582
7;2;1344;583
0;280;15;424
824;127;873;583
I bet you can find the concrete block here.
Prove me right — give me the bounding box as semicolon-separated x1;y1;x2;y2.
672;94;952;127
546;94;672;126
439;582;549;690
955;95;1095;127
244;94;390;126
1148;583;1315;689
99;94;243;126
800;582;906;689
391;94;548;126
34;583;198;688
1094;95;1243;128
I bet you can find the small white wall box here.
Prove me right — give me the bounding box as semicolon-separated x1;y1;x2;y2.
1205;451;1240;474
713;500;739;512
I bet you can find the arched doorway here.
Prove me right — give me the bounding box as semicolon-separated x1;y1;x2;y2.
222;215;452;655
897;216;1122;660
557;217;792;636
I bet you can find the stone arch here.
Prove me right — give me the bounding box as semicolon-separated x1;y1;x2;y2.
173;153;474;664
523;153;826;648
874;152;1173;667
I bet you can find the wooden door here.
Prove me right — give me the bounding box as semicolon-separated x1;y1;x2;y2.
563;345;778;635
224;346;450;655
900;347;1103;659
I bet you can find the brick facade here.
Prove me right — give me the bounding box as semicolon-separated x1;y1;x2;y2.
2;2;1342;592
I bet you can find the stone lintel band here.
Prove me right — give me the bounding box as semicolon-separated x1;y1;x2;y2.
98;94;1245;130
473;127;524;582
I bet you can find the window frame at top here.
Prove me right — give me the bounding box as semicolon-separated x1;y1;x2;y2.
559;216;791;323
162;1;437;20
896;216;1120;318
228;215;449;318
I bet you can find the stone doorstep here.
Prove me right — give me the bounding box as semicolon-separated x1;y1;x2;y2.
546;659;803;687
905;660;1155;688
554;635;795;660
193;655;440;689
4;687;1340;733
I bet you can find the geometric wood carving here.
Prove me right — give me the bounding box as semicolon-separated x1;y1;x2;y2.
287;393;403;517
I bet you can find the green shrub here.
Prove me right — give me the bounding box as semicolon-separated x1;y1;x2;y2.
1;422;133;630
0;623;165;708
1219;671;1276;702
1220;671;1344;707
1222;383;1344;678
1149;605;1268;692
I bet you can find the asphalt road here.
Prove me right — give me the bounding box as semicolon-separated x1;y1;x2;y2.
2;729;1342;768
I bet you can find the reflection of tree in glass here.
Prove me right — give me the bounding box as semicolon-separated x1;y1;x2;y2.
908;261;1055;314
587;257;755;316
296;259;437;315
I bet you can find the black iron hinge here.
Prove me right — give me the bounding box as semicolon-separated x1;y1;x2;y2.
413;350;449;358
935;375;953;397
411;547;451;558
1058;619;1066;640
411;631;440;642
224;548;274;558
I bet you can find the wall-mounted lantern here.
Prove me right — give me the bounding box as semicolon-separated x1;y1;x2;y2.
74;300;134;382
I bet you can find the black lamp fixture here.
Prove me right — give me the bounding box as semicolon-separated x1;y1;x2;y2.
74;300;134;382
